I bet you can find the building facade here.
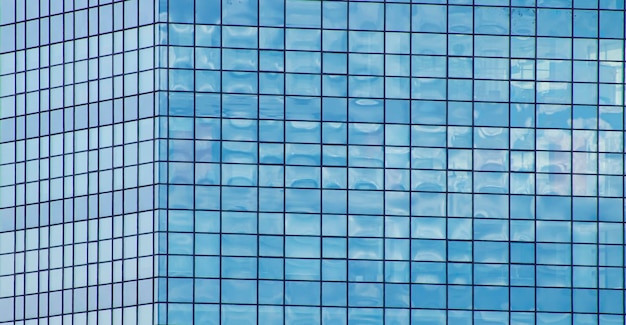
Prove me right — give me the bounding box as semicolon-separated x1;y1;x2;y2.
1;0;626;324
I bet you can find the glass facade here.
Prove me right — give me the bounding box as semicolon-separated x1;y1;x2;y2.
2;0;626;324
0;0;158;324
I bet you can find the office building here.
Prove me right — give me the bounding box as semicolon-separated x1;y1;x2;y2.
1;0;625;324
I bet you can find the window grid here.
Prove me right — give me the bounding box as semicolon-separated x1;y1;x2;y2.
2;0;626;324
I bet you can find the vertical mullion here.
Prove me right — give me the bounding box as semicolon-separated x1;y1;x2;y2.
444;3;450;323
13;1;19;324
71;0;79;319
345;3;350;324
60;0;66;319
255;0;260;323
621;3;626;322
595;1;601;320
408;2;413;324
134;1;141;323
507;3;512;325
163;0;170;321
120;2;126;323
84;0;92;321
44;0;52;318
470;1;476;324
569;1;575;322
533;0;539;319
191;0;197;324
282;1;287;324
318;0;323;322
378;3;387;323
218;0;224;323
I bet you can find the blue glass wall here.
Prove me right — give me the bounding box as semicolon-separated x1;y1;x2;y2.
160;0;626;324
2;0;626;324
0;0;157;323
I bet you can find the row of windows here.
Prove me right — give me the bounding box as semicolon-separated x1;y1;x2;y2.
162;73;624;105
0;0;134;26
2;173;625;210
165;126;626;145
161;186;626;213
164;0;626;11
168;239;626;261
1;20;154;56
0;200;156;231
0;144;154;173
2;254;625;285
2;303;626;325
160;140;625;162
164;49;624;80
164;26;626;61
162;306;625;325
0;26;155;75
0;150;154;181
165;159;626;179
2;189;623;219
164;259;625;286
160;209;626;231
162;98;626;132
0;16;150;54
162;236;626;261
0;305;152;325
0;91;154;120
3;76;624;108
3;220;625;254
0;50;154;85
0;182;154;209
3;118;625;146
0;140;152;168
1;73;155;103
0;221;153;251
2;202;623;232
11;51;623;84
4;99;625;131
2;306;623;325
163;93;626;124
0;283;153;321
3;165;626;196
0;253;153;280
3;120;626;153
162;279;626;305
160;281;625;314
3;221;624;259
0;118;154;145
3;0;626;27
5;172;622;208
165;0;626;40
2;262;622;298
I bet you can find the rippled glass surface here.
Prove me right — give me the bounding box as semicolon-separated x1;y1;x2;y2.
2;0;625;324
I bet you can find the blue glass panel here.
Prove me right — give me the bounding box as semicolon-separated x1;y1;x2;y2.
168;303;193;324
222;0;257;25
259;257;284;280
259;0;284;27
348;283;383;307
322;282;347;306
286;0;321;28
411;284;446;309
286;281;320;305
221;280;257;304
537;288;572;312
259;280;283;304
222;305;257;324
537;9;572;37
285;258;320;281
322;260;347;282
